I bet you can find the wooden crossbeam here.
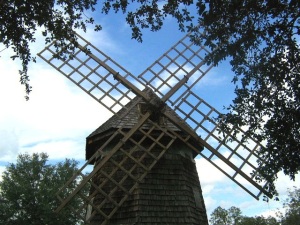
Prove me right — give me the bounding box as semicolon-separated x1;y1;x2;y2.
37;29;273;224
55;114;177;224
173;90;271;198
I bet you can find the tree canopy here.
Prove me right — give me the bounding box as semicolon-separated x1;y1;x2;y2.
0;153;85;225
209;205;279;225
238;216;279;225
210;188;300;225
279;187;300;225
1;0;299;198
209;206;243;225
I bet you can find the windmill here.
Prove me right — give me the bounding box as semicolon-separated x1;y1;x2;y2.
38;30;271;224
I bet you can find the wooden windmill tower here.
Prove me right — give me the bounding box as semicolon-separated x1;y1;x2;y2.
38;30;271;225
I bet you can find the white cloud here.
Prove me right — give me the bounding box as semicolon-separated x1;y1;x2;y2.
0;129;19;161
193;66;230;88
197;152;300;218
275;172;299;195
20;139;85;160
77;27;123;54
203;196;217;213
196;157;228;187
0;166;6;182
0;31;113;164
260;208;282;220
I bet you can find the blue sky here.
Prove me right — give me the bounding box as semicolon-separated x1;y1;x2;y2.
0;8;299;220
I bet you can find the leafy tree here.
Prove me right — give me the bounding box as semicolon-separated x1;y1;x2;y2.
210;206;229;225
210;206;242;225
228;206;243;225
195;0;300;198
280;187;300;225
239;216;279;225
0;0;101;99
0;152;85;225
1;0;299;197
209;206;280;225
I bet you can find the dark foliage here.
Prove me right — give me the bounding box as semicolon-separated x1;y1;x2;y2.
0;153;85;225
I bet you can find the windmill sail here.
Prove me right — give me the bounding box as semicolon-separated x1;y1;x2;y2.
136;31;271;199
173;91;269;199
138;30;214;106
38;33;145;115
53;92;204;224
38;29;272;224
57;103;176;224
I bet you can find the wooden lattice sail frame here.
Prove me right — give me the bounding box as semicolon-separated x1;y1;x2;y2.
38;31;272;224
84;93;209;224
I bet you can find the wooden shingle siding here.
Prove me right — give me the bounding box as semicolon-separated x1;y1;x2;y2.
86;89;208;224
89;146;208;225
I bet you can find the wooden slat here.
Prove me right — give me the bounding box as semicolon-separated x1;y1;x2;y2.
55;111;152;212
55;115;177;224
38;28;272;222
38;33;145;115
87;123;175;224
172;90;271;199
138;30;214;106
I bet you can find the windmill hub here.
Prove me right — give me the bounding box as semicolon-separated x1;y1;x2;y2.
139;88;166;123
